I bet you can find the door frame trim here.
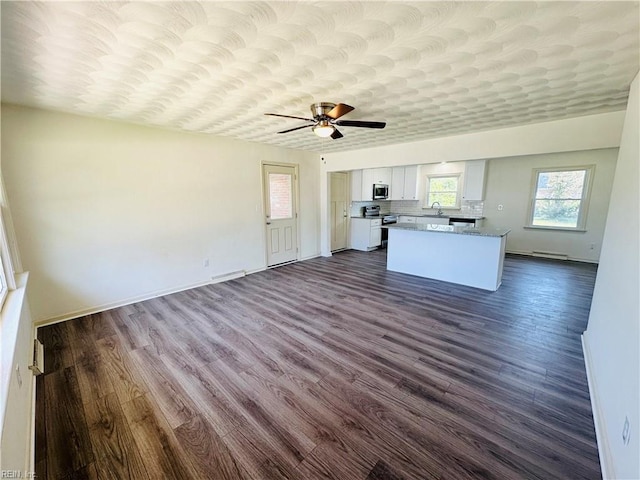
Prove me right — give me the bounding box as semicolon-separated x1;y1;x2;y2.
261;162;300;268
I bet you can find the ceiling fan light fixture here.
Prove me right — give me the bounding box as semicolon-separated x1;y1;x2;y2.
313;123;335;138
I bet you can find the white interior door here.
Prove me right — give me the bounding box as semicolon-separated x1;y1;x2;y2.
263;164;298;267
330;172;348;251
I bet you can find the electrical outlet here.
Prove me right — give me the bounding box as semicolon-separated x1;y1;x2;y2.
15;365;22;388
203;259;210;267
497;204;504;211
589;243;595;250
622;416;631;445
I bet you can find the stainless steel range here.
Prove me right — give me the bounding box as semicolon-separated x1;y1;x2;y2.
362;206;397;248
381;214;397;248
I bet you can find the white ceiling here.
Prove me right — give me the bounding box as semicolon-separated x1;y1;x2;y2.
1;1;638;153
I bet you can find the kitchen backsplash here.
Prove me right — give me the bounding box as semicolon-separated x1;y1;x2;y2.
350;201;391;217
351;200;484;217
389;200;485;217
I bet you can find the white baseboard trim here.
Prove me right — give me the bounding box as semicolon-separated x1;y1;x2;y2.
505;249;599;264
300;253;321;261
34;268;258;327
582;333;614;479
34;253;320;327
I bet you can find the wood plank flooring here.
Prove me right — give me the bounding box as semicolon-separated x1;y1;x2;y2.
36;250;601;479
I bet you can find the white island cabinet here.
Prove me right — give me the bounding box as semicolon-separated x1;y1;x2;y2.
385;223;510;291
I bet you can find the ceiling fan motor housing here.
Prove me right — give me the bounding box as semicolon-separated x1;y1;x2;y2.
310;102;336;119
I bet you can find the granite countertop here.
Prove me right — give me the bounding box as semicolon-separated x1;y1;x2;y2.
384;222;510;237
351;214;485;219
392;213;485;220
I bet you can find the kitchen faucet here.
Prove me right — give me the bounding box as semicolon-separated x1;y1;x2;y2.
431;201;443;216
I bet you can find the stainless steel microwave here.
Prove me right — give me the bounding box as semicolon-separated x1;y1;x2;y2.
372;184;389;200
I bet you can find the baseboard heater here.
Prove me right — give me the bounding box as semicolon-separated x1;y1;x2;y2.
531;251;569;261
29;338;45;376
211;270;246;283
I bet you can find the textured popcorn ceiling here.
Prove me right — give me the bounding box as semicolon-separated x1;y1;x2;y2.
1;1;638;153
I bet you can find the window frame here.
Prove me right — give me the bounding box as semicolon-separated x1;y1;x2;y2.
424;173;462;210
0;210;16;308
526;165;595;232
0;182;18;310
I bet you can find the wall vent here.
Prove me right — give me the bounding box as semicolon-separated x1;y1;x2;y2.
531;251;569;261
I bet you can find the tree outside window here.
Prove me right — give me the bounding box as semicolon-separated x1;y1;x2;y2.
529;166;593;230
425;175;460;208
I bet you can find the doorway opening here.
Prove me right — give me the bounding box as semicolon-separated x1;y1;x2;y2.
330;171;349;252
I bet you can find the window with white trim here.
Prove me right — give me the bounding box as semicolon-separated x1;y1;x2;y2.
0;254;7;308
424;174;461;209
0;183;17;310
528;166;594;230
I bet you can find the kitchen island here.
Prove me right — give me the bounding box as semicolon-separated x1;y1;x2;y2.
385;223;511;291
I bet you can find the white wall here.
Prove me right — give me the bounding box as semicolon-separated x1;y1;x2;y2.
319;111;625;255
1;104;320;322
0;275;34;474
483;149;617;262
583;73;639;479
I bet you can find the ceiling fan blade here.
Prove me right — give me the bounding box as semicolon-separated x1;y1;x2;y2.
265;113;315;122
335;120;386;129
326;103;354;119
277;124;314;134
330;129;343;139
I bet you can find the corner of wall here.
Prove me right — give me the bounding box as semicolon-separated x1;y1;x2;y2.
0;274;36;474
582;333;615;478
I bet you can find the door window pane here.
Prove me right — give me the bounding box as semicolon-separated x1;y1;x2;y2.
269;173;292;220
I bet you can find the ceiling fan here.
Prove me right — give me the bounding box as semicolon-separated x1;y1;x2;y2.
265;102;386;139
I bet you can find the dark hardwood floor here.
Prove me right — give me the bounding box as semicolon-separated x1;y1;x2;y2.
36;250;601;479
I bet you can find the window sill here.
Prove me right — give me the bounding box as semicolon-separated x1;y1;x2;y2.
524;226;587;232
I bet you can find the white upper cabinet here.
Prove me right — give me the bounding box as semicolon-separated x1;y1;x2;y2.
403;165;419;200
350;170;365;201
462;160;487;201
390;165;420;200
351;168;393;201
390;167;405;200
362;169;374;197
368;168;392;185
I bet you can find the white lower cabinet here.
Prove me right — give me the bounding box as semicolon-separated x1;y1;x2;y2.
449;218;484;227
399;215;448;225
350;218;382;251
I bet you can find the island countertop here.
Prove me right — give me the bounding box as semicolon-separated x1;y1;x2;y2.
384;222;510;238
392;213;485;220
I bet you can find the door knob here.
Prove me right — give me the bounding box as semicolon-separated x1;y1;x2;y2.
266;222;271;225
